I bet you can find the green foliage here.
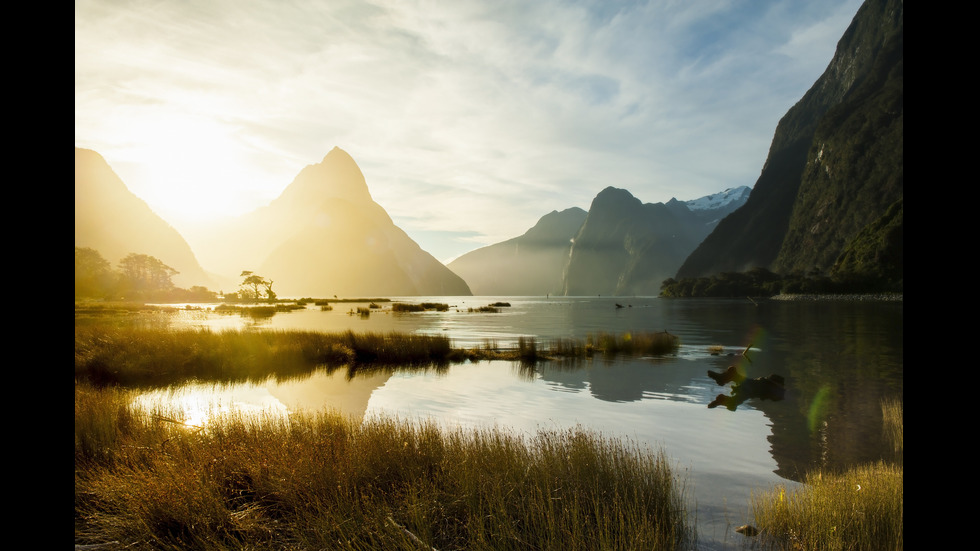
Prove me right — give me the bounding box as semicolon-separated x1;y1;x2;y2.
660;265;900;298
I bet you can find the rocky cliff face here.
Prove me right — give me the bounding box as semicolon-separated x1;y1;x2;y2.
74;147;213;289
561;187;707;296
449;185;750;297
677;0;902;287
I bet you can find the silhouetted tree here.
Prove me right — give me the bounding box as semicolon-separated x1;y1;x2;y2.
119;253;178;295
240;271;276;302
75;247;114;298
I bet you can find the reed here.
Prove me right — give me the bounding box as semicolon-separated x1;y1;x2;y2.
881;397;903;462
75;382;695;550
392;303;425;312
517;335;539;361
74;325;460;386
748;397;904;550
75;322;682;388
393;302;450;312
587;331;679;356
749;461;903;550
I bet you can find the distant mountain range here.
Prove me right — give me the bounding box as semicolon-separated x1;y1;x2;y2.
75;1;900;298
677;0;902;287
449;186;749;296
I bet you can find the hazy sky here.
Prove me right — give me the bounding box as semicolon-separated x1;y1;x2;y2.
75;0;863;263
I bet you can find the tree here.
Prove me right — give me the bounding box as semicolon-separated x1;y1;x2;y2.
75;247;114;298
119;253;179;295
240;271;276;303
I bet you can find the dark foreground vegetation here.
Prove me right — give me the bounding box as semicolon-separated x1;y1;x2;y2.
74;309;681;387
76;383;693;550
75;308;902;550
659;267;903;298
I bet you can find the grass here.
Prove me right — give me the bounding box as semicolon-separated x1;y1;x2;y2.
75;382;695;550
74;325;462;386
467;305;501;313
74;310;902;549
392;302;451;312
747;399;903;550
74;323;681;387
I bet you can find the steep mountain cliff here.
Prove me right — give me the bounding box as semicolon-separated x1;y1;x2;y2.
200;147;472;297
447;207;587;296
676;0;903;287
451;186;748;297
561;187;709;296
74;147;213;289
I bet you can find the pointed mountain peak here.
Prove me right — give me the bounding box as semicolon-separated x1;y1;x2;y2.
592;186;639;206
274;147;373;210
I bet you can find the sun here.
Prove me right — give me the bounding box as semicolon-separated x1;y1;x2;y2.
106;113;279;228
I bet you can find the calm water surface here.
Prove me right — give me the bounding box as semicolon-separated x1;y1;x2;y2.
143;296;903;550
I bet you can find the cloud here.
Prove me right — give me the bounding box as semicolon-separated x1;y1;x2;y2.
75;0;864;263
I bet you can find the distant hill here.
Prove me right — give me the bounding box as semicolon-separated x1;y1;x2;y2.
74;147;213;289
448;207;588;296
449;186;749;296
676;0;903;288
195;147;472;297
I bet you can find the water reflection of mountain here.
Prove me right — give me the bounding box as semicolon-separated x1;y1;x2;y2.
533;300;902;485
266;368;393;422
538;358;713;404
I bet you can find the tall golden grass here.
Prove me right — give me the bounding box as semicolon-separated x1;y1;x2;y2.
74;324;680;387
75;382;694;550
749;398;903;550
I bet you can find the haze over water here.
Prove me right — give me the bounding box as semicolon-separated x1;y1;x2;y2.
143;295;902;549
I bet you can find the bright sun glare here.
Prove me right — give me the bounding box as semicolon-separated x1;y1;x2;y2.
116;114;276;225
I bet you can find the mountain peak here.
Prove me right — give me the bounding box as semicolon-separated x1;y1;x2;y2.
274;147;373;210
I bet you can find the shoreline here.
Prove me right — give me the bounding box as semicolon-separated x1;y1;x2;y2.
769;293;903;302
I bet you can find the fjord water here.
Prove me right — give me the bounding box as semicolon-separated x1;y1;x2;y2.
154;296;903;549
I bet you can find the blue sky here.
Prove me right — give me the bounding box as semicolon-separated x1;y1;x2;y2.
75;0;864;264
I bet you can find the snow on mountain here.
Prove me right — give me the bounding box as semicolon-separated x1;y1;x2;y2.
681;186;752;211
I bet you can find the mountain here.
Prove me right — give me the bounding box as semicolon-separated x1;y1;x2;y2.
447;207;588;296
449;186;749;296
676;0;903;287
561;187;720;296
197;147;472;297
74;147;213;289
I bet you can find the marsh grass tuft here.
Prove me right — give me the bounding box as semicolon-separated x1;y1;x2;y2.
881;398;903;462
75;382;695;550
749;397;904;550
750;461;903;550
587;331;680;357
74;320;681;387
393;302;450;312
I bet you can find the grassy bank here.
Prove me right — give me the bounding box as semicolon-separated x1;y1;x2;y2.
746;399;904;550
74;310;902;549
75;383;694;550
74;323;680;387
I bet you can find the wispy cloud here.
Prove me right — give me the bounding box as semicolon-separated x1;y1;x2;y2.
75;0;863;262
